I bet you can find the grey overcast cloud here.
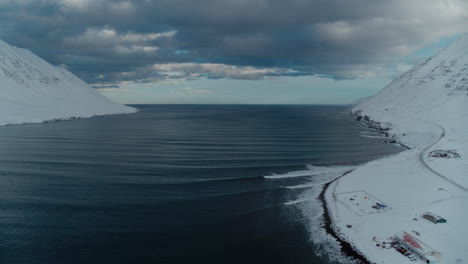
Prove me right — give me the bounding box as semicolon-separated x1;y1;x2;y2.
1;0;467;88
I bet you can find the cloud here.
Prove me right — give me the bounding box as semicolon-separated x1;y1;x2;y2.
57;0;136;15
153;63;297;80
58;0;96;10
181;87;211;94
93;83;135;92
64;27;176;55
96;87;133;92
0;0;467;86
170;87;212;95
92;84;120;89
68;27;176;45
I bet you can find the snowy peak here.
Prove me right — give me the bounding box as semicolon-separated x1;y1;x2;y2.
0;39;136;125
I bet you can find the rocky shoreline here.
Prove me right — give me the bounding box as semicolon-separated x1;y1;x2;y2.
319;170;372;264
2;108;138;126
353;111;411;150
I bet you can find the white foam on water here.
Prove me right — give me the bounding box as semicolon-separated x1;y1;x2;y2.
360;131;380;135
285;183;321;189
263;170;320;179
360;134;387;139
296;184;358;264
263;165;354;179
275;165;358;263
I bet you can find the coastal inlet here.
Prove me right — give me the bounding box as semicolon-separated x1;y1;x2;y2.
0;105;401;264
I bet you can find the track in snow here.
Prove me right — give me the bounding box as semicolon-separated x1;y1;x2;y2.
418;121;468;192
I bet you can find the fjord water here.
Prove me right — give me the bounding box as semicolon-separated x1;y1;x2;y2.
0;105;401;264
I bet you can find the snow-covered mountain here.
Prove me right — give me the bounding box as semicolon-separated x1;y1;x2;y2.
324;34;468;264
0;39;136;125
353;33;467;131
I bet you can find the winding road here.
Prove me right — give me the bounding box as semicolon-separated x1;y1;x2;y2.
418;121;468;192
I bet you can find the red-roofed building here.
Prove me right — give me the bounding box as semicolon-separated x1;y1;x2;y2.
394;231;441;263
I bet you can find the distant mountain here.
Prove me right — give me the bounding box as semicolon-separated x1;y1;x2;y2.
0;39;136;125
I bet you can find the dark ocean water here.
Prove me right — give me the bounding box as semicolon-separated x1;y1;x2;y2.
0;105;401;264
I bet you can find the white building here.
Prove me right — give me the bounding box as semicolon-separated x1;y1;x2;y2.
394;231;441;264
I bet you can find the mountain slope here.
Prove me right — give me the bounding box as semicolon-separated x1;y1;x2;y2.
353;33;467;129
352;33;468;183
0;39;136;125
325;34;468;264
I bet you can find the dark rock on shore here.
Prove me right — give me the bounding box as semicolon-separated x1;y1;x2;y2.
319;170;373;264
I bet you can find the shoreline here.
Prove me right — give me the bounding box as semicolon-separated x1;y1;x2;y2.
320;34;468;263
317;114;405;264
0;107;137;127
318;170;372;264
316;113;392;264
323;113;467;263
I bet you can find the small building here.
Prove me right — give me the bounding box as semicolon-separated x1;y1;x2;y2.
423;212;447;224
394;231;441;264
376;202;388;208
372;202;388;210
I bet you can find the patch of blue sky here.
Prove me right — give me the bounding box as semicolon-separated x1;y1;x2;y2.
403;34;462;63
175;50;189;55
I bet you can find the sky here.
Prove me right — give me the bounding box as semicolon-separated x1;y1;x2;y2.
0;0;467;104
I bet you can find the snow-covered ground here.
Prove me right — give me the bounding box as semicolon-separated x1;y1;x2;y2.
0;39;136;126
326;34;468;263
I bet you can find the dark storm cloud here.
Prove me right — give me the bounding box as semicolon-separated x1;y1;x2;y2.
0;0;467;85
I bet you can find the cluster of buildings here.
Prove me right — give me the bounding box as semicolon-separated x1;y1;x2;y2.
391;212;446;263
394;231;441;264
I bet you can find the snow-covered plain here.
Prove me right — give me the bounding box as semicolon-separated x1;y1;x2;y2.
326;34;468;263
0;39;136;125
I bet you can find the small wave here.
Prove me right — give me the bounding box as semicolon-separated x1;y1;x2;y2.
188;175;263;184
285;183;321;189
305;164;355;172
264;165;354;179
359;131;380;135
264;170;317;179
360;134;386;139
206;186;287;199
